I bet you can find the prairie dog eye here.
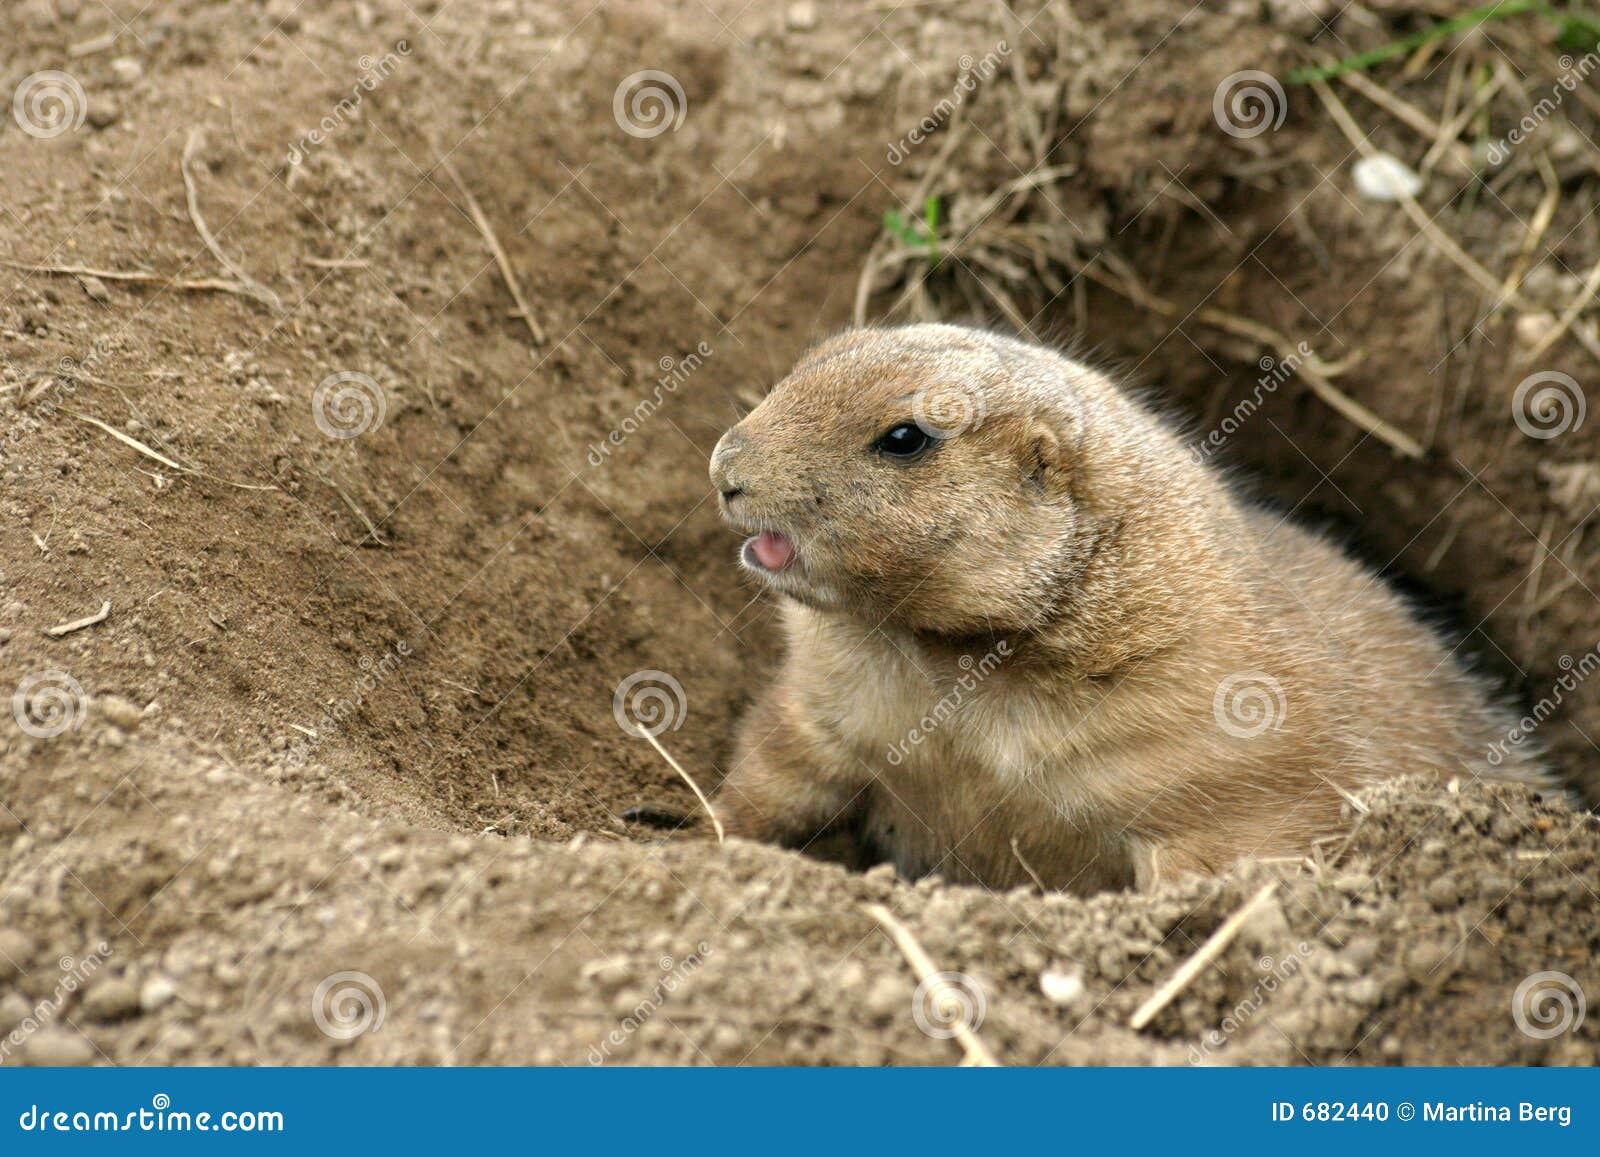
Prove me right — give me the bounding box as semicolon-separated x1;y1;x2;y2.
873;422;936;460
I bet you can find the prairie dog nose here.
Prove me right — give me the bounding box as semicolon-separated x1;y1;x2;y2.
711;429;747;500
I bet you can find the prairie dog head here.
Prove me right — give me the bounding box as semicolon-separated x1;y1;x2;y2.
709;324;1108;636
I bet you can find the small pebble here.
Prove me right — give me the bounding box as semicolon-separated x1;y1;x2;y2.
1341;935;1379;971
110;56;144;84
1353;152;1423;202
139;975;177;1011
1403;938;1457;981
1424;874;1459;909
1515;312;1558;351
1039;964;1084;1005
1344;977;1382;1006
786;1;817;30
864;975;905;1019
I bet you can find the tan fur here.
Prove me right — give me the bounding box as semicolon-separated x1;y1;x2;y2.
707;324;1556;894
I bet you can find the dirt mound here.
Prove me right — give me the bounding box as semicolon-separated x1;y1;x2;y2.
2;0;1597;1064
4;720;1597;1065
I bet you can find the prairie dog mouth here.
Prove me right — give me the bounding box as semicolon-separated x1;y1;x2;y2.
742;530;797;573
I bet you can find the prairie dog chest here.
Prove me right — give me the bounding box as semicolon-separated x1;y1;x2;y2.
810;632;1075;783
808;634;1135;889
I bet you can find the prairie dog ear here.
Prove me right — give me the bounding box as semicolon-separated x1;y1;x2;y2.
1023;421;1071;495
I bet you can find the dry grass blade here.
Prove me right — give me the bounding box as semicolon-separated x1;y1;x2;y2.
437;152;547;346
1338;69;1471;174
65;410;279;491
1422;65;1504;174
1078;260;1424;459
0;259;268;299
1009;835;1048;893
45;600;112;638
1499;155;1561;307
1520;253;1600;366
1129;882;1278;1031
321;476;390;547
66;409;189;472
181;129;284;313
1309;78;1535;316
633;727;724;844
864;903;1001;1067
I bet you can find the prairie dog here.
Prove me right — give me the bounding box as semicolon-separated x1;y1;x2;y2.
707;324;1554;893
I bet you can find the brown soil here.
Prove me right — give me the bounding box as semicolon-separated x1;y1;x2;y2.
1;0;1597;1066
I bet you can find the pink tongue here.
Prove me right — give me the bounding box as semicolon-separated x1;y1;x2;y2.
750;530;796;571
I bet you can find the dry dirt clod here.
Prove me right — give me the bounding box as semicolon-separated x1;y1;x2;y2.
21;1029;97;1066
0;992;33;1026
82;977;143;1021
99;695;144;730
0;929;35;976
86;101;120;130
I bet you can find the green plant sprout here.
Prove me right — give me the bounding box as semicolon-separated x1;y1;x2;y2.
882;195;942;265
1287;1;1600;84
